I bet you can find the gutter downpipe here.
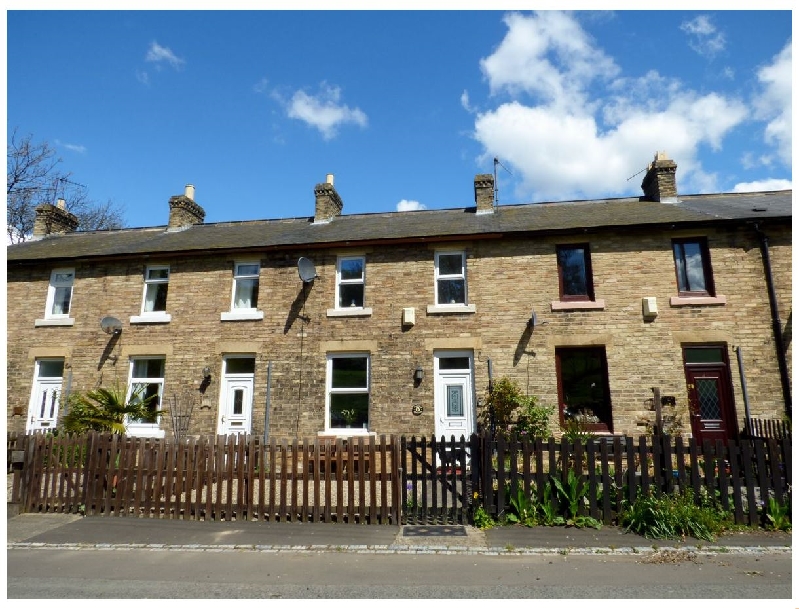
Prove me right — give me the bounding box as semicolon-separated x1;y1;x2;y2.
735;346;752;424
263;361;272;442
755;224;792;418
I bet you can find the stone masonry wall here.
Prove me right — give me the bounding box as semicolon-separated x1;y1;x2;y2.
6;221;790;439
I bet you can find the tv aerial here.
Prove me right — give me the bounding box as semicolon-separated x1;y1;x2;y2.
100;316;123;336
297;257;318;283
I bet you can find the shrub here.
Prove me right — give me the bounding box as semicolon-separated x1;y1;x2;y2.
619;489;732;541
61;385;160;434
480;377;553;440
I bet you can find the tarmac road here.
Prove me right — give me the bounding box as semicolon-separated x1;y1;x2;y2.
6;513;793;599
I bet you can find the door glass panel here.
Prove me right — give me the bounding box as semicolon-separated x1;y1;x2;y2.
439;357;470;370
232;389;244;415
696;378;722;420
226;358;255;374
684;348;723;364
447;385;464;417
38;360;64;378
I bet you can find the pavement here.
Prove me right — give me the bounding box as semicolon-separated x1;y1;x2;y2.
5;507;792;556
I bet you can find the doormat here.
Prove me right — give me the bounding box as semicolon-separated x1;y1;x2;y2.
402;525;467;537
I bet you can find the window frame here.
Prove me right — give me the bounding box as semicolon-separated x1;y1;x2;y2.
141;265;170;314
222;260;264;321
325;353;371;434
434;250;468;306
44;268;75;320
672;237;715;297
125;357;166;438
555;346;613;433
556;243;595;302
335;255;366;310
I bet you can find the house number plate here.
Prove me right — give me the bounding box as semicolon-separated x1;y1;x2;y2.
412;404;424;415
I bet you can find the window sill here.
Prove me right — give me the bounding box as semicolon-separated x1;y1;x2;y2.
550;299;605;311
125;427;165;439
669;295;727;307
130;313;172;324
34;318;75;327
321;430;376;436
326;307;373;318
221;310;264;321
426;304;476;315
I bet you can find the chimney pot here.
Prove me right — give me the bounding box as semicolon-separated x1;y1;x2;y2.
32;202;79;239
641;151;678;203
474;173;495;214
314;176;343;223
168;186;205;231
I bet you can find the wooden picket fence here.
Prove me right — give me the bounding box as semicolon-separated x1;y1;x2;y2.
10;432;401;524
480;434;792;527
8;431;792;528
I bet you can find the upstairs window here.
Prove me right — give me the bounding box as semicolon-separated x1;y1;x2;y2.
557;244;594;301
336;256;365;308
142;266;169;314
672;238;714;296
45;268;74;318
232;261;260;310
435;251;467;305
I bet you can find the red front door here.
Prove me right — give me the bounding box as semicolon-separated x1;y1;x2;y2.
683;346;737;444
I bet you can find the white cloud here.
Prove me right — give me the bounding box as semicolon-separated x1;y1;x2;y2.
752;41;792;167
680;15;726;58
397;199;427;212
253;77;269;94
145;41;185;70
135;70;150;85
480;11;618;113
285;82;367;140
460;90;473;113
55;140;87;154
733;178;792;193
470;11;754;201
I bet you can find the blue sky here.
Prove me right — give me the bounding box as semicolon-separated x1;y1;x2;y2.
6;9;793;229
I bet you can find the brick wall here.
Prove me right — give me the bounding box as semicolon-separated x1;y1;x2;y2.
6;222;790;440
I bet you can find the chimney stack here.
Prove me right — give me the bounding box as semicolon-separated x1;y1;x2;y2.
314;174;343;223
167;184;205;231
641;151;678;203
474;173;495;214
31;201;79;239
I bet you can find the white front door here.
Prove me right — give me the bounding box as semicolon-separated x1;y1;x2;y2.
27;359;65;433
218;356;255;435
434;351;475;440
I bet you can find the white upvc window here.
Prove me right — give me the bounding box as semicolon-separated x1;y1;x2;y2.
337;256;365;308
126;357;165;438
326;353;370;433
37;268;76;326
428;251;476;314
131;265;171;323
221;260;264;321
435;251;467;305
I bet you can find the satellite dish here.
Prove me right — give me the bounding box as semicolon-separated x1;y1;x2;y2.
101;316;123;335
297;257;318;283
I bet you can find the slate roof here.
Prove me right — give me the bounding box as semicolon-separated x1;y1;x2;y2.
7;190;791;264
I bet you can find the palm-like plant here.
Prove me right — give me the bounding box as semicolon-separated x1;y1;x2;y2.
61;385;159;434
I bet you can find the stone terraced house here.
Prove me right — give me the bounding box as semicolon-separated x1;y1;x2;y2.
6;153;791;444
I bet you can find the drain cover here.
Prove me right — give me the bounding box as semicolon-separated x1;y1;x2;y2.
402;525;467;537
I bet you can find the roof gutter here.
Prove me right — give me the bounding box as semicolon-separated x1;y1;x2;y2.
754;223;791;418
